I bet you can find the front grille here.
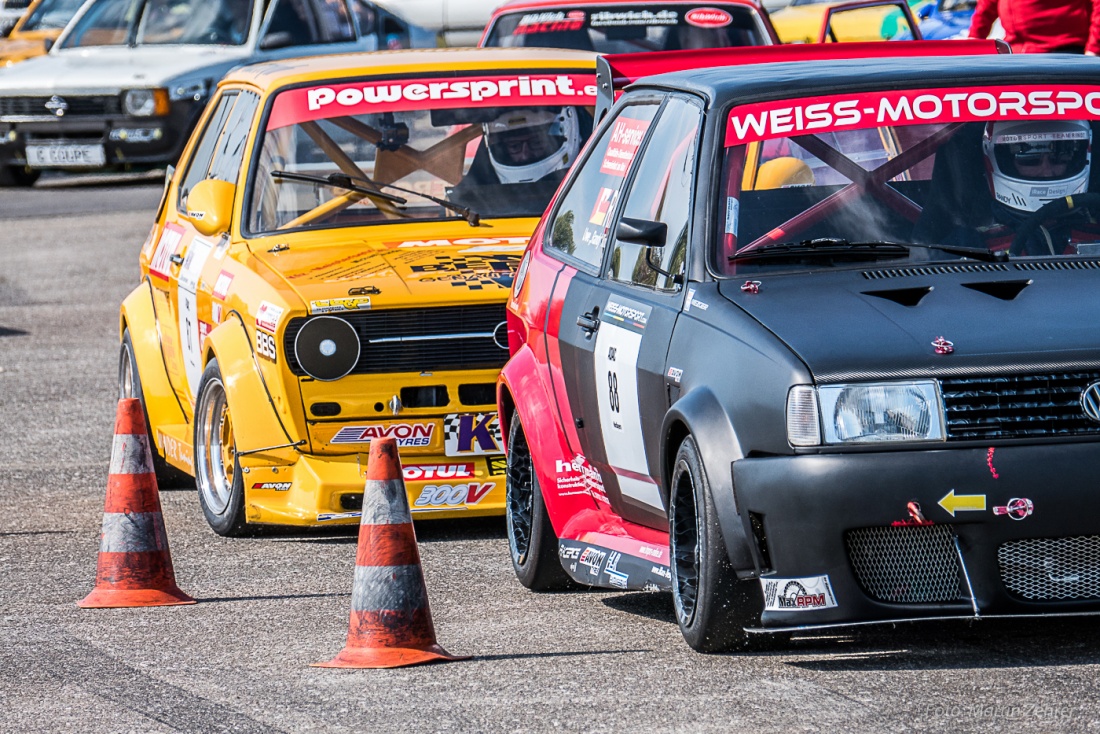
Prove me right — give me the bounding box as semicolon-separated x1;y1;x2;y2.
0;95;121;118
940;371;1100;441
284;304;508;376
999;536;1100;601
846;525;963;603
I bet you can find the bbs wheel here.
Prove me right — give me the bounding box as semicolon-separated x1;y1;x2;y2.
119;328;192;488
506;411;574;590
670;435;785;652
194;359;247;536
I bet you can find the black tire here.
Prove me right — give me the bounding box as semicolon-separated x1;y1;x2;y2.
0;164;40;187
669;435;787;652
119;328;192;489
193;359;248;537
505;411;575;590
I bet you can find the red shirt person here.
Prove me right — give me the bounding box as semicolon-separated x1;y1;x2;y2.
967;0;1100;54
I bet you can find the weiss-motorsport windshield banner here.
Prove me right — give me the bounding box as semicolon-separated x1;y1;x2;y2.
268;73;597;130
725;85;1100;146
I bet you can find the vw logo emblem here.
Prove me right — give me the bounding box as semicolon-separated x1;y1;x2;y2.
44;95;68;117
1081;381;1100;423
492;321;509;350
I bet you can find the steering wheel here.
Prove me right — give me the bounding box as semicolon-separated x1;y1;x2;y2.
1010;192;1100;256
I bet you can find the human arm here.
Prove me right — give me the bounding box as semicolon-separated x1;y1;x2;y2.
967;0;1000;40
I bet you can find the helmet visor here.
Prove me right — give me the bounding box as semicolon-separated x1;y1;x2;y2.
487;121;566;167
993;133;1089;182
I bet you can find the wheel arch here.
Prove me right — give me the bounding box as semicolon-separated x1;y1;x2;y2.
119;279;187;435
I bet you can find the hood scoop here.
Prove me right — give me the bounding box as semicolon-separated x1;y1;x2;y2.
962;279;1031;301
862;286;933;307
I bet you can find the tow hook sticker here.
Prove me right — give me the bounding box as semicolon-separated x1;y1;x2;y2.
993;498;1034;520
761;575;838;612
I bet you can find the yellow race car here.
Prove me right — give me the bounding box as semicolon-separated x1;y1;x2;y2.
0;0;84;68
119;47;597;535
770;0;922;43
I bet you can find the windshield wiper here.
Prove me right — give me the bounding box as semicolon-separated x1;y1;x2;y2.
731;238;1008;263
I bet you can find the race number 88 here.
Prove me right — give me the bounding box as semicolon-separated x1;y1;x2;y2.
608;370;620;413
256;330;277;362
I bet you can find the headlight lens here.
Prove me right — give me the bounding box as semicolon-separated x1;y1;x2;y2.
123;88;169;117
294;316;360;381
787;381;945;446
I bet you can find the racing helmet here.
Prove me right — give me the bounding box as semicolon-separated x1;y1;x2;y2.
983;119;1091;212
483;107;581;185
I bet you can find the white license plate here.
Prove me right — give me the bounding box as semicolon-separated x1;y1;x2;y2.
26;144;106;168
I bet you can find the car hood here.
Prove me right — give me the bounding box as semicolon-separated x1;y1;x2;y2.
0;36;50;65
717;264;1100;381
250;220;535;310
0;44;252;94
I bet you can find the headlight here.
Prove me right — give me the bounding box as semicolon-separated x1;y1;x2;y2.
786;381;945;446
169;80;209;102
123;88;169;117
294;316;360;381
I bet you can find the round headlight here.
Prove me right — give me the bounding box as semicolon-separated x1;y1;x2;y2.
294;317;360;381
123;89;156;117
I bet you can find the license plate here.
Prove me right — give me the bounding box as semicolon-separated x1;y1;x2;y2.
26;144;106;168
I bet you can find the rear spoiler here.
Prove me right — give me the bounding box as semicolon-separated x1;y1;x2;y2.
595;40;1011;120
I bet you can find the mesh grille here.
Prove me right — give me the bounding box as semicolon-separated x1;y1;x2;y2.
998;536;1100;601
283;304;508;376
940;371;1100;441
846;525;962;603
0;96;121;118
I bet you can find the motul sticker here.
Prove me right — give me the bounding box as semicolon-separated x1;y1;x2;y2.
331;423;435;446
149;223;185;280
403;462;475;481
514;10;585;33
252;482;291;491
309;296;371;314
268;74;597;130
685;7;732;27
443;413;502;456
600;117;650;176
726;85;1100;146
412;482;494;508
384;236;530;249
256;301;284;333
212;270;233;300
761;575;838;612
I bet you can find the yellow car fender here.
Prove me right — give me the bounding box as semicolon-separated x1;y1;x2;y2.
203;311;307;461
119;279;187;439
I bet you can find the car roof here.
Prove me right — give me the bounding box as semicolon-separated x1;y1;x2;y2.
488;0;765;17
224;47;599;93
627;52;1100;105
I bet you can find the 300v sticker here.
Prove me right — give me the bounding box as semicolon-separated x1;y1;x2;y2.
413;482;494;508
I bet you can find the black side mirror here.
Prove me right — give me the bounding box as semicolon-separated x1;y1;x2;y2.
259;31;294;50
616;216;667;248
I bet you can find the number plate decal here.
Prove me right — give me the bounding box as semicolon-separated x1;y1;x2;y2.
26;144;106;168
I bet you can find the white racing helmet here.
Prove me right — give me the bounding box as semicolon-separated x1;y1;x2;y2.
483;107;581;184
983;119;1091;212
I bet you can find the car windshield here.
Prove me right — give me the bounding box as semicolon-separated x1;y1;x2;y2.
248;70;596;234
20;0;86;31
483;4;768;53
60;0;253;48
716;84;1100;275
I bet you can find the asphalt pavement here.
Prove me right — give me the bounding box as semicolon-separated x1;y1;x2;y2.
1;183;1099;733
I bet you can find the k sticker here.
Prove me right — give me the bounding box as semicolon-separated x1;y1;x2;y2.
444;413;502;456
409;254;519;291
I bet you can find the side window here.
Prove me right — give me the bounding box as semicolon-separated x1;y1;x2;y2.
547;103;659;269
608;97;702;291
262;0;355;47
207;92;261;184
177;92;237;210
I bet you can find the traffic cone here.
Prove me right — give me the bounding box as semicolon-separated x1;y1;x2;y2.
78;399;194;608
313;437;467;668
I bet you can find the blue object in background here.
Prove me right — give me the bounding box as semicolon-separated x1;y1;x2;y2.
893;0;976;39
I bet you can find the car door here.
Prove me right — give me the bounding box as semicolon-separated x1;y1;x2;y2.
560;96;703;528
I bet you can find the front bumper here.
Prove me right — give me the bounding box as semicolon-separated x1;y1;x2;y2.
733;442;1100;629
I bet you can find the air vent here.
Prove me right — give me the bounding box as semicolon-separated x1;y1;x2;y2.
962;279;1031;300
863;263;1010;279
862;286;933;307
1013;260;1100;272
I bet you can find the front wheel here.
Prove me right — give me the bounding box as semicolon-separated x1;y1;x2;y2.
194;359;247;537
669;435;784;652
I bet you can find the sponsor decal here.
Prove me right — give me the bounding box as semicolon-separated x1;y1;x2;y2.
685;7;732;27
157;430;193;473
211;303;223;324
268;74;598;130
384;236;530;249
256;301;284;333
761;575;838;612
198;320;212;345
651;564;671;581
643;582;662;592
639;545;665;560
579;547;607;576
589;186;617;227
514;10;586;33
403;462;475;481
667;367;683;384
725;196;740;236
604;551;628;589
331;422;435;446
413;482;494;508
555;456;606;499
444;413;502;456
255;329;277;363
600;117;650;176
604;298;650;329
993;497;1034;520
212;270;234;300
726;85;1100;146
486;455;508;475
252;482;292;491
149;223;185;280
589;9;677;26
317;512;361;521
560;545;581;560
309;296;372;314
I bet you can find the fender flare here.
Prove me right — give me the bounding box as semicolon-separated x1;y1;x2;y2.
119;279;187;440
661;387;755;575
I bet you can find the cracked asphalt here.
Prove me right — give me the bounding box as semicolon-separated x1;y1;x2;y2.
1;181;1099;733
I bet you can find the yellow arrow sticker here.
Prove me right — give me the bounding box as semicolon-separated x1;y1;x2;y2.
938;489;987;517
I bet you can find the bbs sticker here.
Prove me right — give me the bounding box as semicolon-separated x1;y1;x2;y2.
256;330;277;362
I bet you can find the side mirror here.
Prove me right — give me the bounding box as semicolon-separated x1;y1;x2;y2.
259;31;294;51
183;179;235;237
918;3;934;20
615;216;667;248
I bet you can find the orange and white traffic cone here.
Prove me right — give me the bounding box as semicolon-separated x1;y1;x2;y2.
313;437;467;669
78;398;194;608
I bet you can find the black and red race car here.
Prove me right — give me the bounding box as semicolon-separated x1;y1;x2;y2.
497;41;1100;651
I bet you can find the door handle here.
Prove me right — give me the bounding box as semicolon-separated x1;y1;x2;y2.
577;308;599;333
169;254;184;265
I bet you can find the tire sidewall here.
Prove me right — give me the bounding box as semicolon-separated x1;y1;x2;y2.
193;359;246;536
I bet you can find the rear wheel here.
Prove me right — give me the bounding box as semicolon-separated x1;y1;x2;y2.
670;435;786;652
0;164;39;187
505;412;574;590
194;359;247;537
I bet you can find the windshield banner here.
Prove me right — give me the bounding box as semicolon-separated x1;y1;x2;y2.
268;73;597;130
725;85;1100;146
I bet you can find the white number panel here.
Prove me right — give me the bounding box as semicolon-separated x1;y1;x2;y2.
177;237;215;396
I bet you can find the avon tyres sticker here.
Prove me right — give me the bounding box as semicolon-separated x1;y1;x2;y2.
267;73;598;130
331;422;435;446
760;575;838;612
725;85;1100;146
